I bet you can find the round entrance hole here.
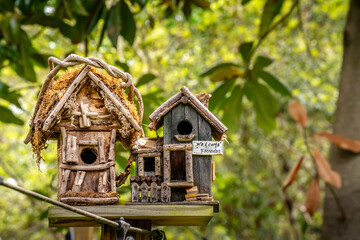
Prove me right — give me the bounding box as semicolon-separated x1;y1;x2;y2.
177;120;193;135
80;148;97;164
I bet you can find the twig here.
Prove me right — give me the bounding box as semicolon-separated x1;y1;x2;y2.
246;0;299;71
302;127;347;220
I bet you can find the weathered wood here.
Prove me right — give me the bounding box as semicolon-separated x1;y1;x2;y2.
141;182;148;203
101;224;116;240
161;182;170;203
78;140;98;145
42;66;91;131
87;72;141;131
163;112;172;144
174;134;195;142
67;135;78;164
184;104;198;136
60;127;67;164
170;151;186;181
171;104;184;144
60;197;119;205
138;153;161;158
98;171;108;193
185;150;193;183
60;162;115;171
48;204;215;227
125;201;220;212
212;162;215;182
180;86;227;139
98;137;106;163
60;169;71;194
163;151;170;183
138;157;144;177
108;129;116;161
193;115;212;196
167;182;194;188
80;101;91;128
131;182;139;202
150;182;158;203
110;166;116;192
149;92;182;127
72;171;86;192
163;144;192;151
155;156;161;176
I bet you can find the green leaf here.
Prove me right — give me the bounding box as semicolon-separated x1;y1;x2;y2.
107;2;122;48
120;0;136;45
16;0;33;15
259;0;284;36
209;79;236;111
136;73;157;87
115;61;130;72
246;81;279;132
73;0;88;16
222;85;244;131
193;0;210;9
0;1;15;12
242;0;252;5
18;31;36;82
97;8;110;50
0;81;22;108
253;55;273;70
200;62;241;77
0;106;24;125
258;70;292;97
239;41;253;63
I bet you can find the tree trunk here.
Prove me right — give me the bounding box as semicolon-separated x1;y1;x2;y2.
322;0;360;239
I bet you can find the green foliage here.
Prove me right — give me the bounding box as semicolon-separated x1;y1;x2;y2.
0;0;348;239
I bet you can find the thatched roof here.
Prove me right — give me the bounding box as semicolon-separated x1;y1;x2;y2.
148;86;227;141
25;61;142;166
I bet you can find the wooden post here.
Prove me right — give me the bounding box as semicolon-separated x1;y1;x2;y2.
138;157;144;177
131;183;139;202
141;182;148;203
161;182;170;203
150;182;158;203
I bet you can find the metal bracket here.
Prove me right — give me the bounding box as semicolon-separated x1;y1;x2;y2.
114;217;131;240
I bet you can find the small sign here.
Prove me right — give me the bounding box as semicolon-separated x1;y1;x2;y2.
192;141;223;155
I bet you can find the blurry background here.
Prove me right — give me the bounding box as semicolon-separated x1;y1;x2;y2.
0;0;347;239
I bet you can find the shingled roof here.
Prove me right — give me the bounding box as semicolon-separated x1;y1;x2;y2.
148;86;227;141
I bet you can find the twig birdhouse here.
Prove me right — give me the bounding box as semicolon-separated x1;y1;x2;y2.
130;87;227;203
24;54;143;205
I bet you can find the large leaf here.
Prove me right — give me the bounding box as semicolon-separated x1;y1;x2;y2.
246;81;279;132
258;70;292;97
0;106;24;125
209;79;236;111
253;55;273;70
0;81;22;108
107;2;122;47
288;100;307;128
136;73;157;87
282;156;304;191
238;41;253;63
200;62;241;77
313;132;360;153
120;0;136;45
193;0;210;8
312;149;341;188
222;85;244;131
259;0;284;36
305;176;321;217
18;31;36;82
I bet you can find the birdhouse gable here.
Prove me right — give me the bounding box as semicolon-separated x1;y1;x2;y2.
148;86;227;141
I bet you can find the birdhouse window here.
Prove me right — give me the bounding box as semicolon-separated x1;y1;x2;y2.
177;120;193;135
144;157;155;172
80;148;97;164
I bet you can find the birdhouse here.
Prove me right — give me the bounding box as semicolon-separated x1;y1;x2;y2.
130;86;227;203
24;55;143;205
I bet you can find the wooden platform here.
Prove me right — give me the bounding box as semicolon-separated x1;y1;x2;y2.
48;203;218;227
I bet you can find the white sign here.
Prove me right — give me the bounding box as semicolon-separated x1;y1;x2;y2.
192;141;223;155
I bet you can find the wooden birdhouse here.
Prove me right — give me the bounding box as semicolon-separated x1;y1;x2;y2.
24;55;143;205
130;86;227;203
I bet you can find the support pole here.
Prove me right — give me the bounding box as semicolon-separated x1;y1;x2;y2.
0;176;152;238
